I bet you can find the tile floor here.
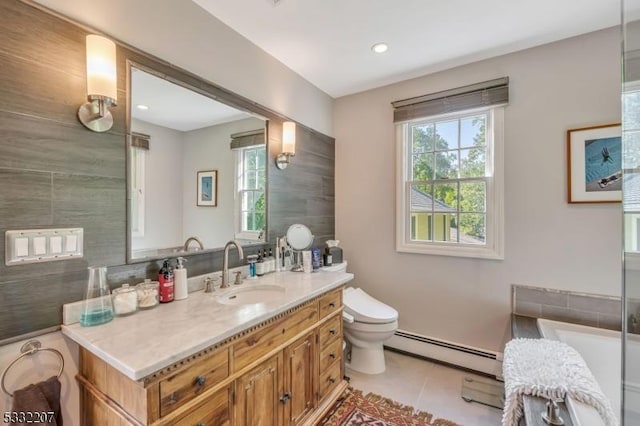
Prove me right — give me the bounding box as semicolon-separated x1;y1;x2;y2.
346;350;503;425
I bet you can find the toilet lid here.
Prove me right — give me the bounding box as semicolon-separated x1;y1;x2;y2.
343;287;398;324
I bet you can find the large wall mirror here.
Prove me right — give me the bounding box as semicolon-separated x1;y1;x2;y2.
127;63;268;262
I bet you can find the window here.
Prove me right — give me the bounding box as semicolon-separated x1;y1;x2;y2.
236;145;266;239
623;82;640;269
395;102;505;259
129;133;149;237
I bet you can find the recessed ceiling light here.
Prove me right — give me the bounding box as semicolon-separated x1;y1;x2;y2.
371;43;388;54
136;104;149;110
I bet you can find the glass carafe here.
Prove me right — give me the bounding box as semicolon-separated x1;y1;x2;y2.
80;266;114;326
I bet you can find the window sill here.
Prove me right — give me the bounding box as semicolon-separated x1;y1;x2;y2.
396;241;504;260
235;231;263;242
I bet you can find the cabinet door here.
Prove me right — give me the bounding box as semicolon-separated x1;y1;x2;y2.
235;353;283;426
283;332;316;426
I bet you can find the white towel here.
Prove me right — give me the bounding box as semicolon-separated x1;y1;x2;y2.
502;338;618;426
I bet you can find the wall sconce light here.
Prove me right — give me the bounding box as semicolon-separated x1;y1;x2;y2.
77;35;117;132
276;121;296;170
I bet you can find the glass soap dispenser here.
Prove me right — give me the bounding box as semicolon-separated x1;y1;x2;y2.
80;266;114;326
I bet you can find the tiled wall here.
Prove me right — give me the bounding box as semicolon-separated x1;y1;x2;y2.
0;0;335;341
512;284;622;331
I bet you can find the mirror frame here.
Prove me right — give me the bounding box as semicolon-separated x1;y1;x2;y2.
124;58;277;264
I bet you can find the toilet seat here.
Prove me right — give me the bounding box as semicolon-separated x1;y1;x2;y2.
343;288;398;324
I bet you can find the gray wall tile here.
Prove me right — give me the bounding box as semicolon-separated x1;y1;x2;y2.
597;313;622;331
0;168;52;227
568;293;621;316
515;286;568;307
514;300;542;318
541;305;599;327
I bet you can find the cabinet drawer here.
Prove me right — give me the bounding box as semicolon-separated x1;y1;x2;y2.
319;290;342;319
159;349;229;417
234;303;318;372
318;358;341;400
319;337;342;373
172;385;231;426
318;314;341;349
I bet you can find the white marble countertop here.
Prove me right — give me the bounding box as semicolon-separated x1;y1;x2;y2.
61;270;353;381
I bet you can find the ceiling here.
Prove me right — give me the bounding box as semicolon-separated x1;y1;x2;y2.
131;67;252;132
192;0;623;98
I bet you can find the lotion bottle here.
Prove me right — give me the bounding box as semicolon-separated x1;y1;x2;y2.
174;257;188;300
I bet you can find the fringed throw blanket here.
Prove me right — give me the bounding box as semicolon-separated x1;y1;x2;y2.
502;338;618;426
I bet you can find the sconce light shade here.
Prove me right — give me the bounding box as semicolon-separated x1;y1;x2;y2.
78;34;117;132
282;121;296;155
276;121;296;170
86;35;117;100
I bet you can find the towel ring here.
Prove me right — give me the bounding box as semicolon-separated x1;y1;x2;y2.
1;339;64;397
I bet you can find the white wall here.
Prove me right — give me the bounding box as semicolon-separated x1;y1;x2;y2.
0;332;79;425
33;0;334;136
131;119;184;251
334;28;622;352
182;117;265;248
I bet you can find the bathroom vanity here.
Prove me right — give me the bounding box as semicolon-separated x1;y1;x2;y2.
62;271;352;425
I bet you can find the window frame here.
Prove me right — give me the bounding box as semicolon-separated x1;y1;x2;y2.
234;145;266;241
130;146;146;238
395;106;504;259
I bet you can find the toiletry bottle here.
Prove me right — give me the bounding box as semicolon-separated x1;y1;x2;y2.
311;247;321;271
267;248;275;273
248;255;258;278
275;239;281;273
256;252;265;277
174;257;188;300
158;259;174;303
323;247;333;267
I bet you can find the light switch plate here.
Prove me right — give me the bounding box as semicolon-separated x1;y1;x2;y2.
33;236;47;255
5;228;84;266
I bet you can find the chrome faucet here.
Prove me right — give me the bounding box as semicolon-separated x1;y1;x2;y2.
183;236;204;252
221;240;244;288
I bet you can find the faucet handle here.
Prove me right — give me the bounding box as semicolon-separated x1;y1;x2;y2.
204;277;216;293
234;271;243;285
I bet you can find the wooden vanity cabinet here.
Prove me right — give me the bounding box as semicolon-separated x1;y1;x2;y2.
76;287;347;426
235;353;283;426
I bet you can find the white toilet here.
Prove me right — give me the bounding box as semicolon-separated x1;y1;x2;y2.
342;287;398;375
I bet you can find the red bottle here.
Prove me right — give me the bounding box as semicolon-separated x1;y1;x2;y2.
158;259;174;303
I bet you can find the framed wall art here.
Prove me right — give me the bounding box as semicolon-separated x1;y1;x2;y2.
567;123;621;203
197;170;218;207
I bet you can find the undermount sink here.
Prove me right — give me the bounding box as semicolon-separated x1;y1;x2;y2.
216;284;286;306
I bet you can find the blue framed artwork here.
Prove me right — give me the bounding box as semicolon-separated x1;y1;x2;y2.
567;123;621;203
197;170;218;207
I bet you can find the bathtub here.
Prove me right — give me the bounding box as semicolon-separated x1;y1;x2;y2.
537;319;640;426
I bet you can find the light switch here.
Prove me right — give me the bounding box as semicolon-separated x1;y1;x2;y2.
15;238;29;257
6;228;83;265
33;237;47;255
50;236;63;254
65;235;77;252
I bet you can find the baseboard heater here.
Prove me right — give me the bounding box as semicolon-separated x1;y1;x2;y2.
385;329;503;377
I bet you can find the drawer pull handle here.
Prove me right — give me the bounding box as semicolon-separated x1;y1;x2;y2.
329;353;336;359
280;391;291;403
197;423;206;426
329;328;337;335
167;392;177;405
329;302;336;308
195;375;206;387
328;377;336;384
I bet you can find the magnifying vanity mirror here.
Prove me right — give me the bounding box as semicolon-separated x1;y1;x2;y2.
127;64;268;262
286;224;314;271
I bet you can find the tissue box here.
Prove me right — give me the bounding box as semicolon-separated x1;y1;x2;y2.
327;247;343;264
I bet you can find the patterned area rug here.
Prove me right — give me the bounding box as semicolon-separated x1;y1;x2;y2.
319;388;460;426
